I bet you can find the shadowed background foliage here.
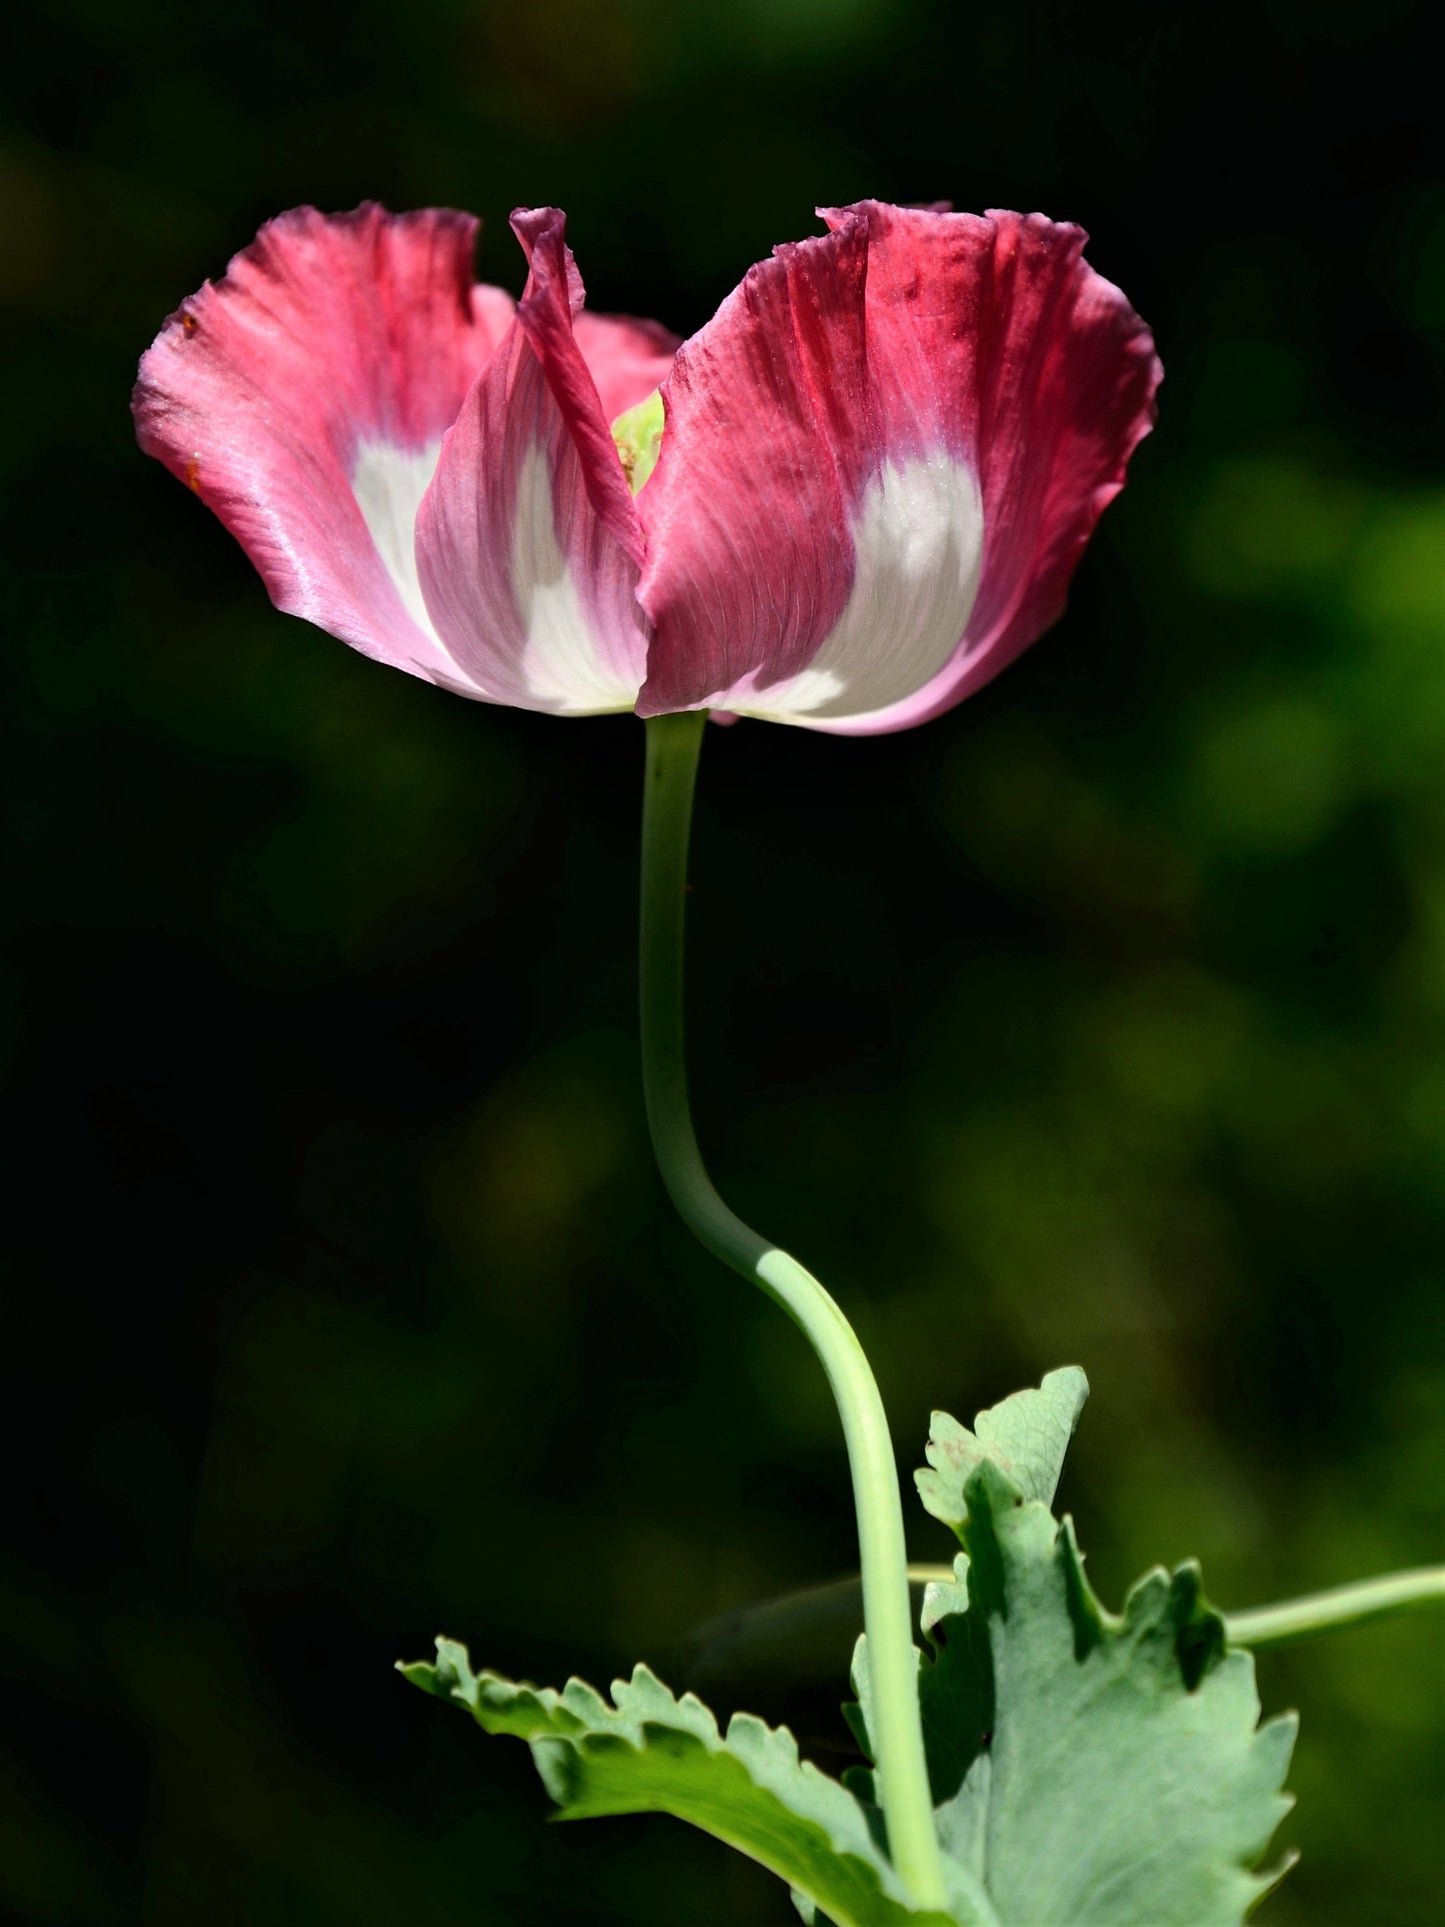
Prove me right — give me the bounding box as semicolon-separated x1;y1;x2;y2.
4;0;1443;1921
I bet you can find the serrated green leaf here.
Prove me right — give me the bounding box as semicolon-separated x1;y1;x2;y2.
401;1640;961;1927
861;1447;1296;1927
915;1366;1088;1536
408;1367;1294;1926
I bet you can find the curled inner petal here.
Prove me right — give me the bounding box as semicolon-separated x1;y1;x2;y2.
513;445;645;712
413;206;654;716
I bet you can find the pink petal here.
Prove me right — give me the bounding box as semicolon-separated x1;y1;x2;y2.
635;202;1159;732
815;202;1162;734
133;204;514;694
414;208;652;715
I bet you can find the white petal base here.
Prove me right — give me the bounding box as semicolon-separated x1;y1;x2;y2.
352;439;445;635
513;446;643;714
724;455;984;725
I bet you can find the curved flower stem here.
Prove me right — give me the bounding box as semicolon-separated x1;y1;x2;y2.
638;712;948;1914
1224;1564;1445;1650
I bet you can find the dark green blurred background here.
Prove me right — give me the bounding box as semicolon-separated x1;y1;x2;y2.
4;1;1443;1921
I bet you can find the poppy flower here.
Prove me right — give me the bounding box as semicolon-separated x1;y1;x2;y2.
134;200;1159;734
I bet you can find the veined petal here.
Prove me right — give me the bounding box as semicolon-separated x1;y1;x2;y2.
415;208;651;715
636;202;1159;732
132;204;514;693
808;202;1161;734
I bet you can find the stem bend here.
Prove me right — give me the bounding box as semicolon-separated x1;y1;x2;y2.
638;712;947;1913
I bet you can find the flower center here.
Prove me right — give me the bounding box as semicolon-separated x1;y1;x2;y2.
610;390;664;496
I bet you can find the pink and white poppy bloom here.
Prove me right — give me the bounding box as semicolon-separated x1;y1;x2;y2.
134;200;1160;734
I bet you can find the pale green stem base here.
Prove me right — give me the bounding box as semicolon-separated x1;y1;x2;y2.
638;713;948;1913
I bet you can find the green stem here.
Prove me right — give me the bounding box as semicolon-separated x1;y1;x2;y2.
1225;1565;1445;1650
639;712;948;1914
901;1561;1443;1649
